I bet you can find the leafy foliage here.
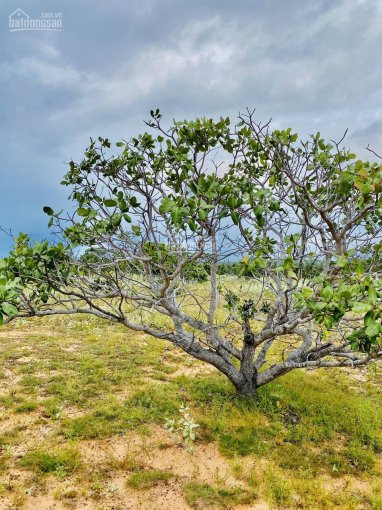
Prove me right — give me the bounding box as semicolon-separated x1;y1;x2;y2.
1;110;381;396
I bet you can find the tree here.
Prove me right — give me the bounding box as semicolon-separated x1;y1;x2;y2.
1;110;382;399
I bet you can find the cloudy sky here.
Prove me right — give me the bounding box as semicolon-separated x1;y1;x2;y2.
0;0;381;255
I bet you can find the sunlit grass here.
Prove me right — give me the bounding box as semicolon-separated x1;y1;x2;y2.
183;481;257;509
20;447;81;475
126;469;175;489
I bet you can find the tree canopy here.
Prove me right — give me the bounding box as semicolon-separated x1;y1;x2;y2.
1;110;382;397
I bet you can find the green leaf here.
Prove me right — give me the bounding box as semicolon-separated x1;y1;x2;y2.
130;196;140;207
227;195;238;208
1;302;18;317
355;262;365;277
301;286;313;298
254;257;266;269
352;302;372;315
339;173;353;194
311;301;327;312
171;208;182;225
365;319;380;338
116;141;124;147
77;208;91;217
283;256;294;272
364;311;375;327
159;198;174;214
321;285;334;301
368;286;378;305
43;206;54;216
231;211;239;225
218;208;229;220
198;209;208;221
188;219;197;232
337;256;348;268
103;199;118;207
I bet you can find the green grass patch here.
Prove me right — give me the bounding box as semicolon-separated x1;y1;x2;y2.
183;482;256;509
257;371;382;450
264;472;292;506
62;385;181;439
1;313;382;509
270;442;321;477
126;469;174;489
324;442;375;476
15;401;38;413
20;448;81;475
218;426;272;457
19;375;41;393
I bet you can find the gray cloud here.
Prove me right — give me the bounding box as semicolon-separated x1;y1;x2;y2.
0;0;381;254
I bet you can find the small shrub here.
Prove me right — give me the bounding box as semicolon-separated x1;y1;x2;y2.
165;403;200;448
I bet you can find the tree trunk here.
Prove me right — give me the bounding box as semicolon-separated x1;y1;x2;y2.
236;332;258;399
235;378;258;399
